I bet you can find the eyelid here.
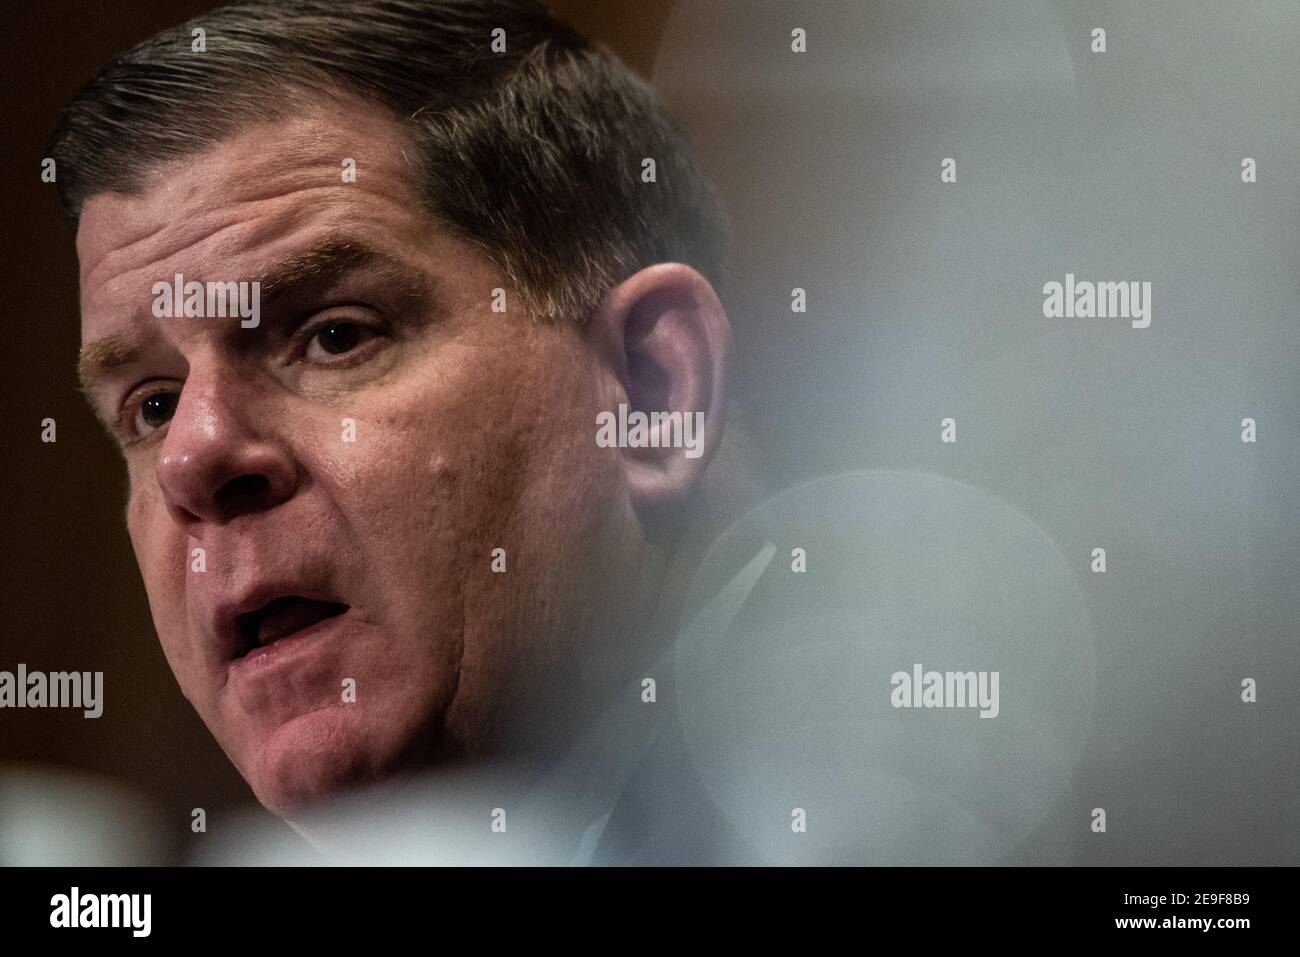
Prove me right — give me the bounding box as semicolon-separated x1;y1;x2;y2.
109;308;387;445
289;307;387;363
116;379;180;445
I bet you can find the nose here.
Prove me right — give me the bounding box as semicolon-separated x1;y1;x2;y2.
155;372;298;534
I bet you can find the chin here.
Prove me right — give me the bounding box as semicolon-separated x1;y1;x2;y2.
243;704;432;816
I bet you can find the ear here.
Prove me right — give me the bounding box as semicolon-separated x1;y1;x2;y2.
586;263;732;509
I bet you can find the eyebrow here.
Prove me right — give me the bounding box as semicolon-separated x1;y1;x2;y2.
77;335;141;398
254;236;436;310
77;236;438;397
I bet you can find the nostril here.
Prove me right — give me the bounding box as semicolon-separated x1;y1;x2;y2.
156;439;297;527
215;473;271;509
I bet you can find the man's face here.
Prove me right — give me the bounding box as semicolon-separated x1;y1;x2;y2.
76;99;636;814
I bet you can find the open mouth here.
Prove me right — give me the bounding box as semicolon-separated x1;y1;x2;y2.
236;596;349;654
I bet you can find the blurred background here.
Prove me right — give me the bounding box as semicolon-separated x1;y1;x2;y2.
3;0;1296;864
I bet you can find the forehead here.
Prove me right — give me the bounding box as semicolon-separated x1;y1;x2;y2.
76;98;429;341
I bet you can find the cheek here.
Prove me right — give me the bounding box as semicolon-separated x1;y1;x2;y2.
126;482;165;588
335;340;562;524
324;337;594;618
125;481;189;649
332;398;517;594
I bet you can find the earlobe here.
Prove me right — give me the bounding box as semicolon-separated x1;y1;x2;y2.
588;263;731;509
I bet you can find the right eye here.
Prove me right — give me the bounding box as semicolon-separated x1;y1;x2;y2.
132;389;180;436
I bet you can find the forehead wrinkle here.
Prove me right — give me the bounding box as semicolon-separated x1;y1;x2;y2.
78;218;171;278
78;96;421;281
80;184;345;292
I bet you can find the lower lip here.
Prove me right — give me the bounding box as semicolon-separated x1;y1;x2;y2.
228;611;350;678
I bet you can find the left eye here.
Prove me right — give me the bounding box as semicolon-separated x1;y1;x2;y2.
304;321;371;360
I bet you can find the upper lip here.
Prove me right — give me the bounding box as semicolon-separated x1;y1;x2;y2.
213;583;349;660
